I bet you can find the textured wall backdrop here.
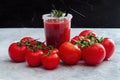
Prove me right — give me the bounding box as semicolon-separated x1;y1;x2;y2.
0;0;120;28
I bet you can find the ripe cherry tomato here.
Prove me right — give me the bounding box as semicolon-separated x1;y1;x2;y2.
101;38;115;60
26;49;44;67
59;42;82;65
79;30;97;37
82;43;106;65
20;36;37;46
71;36;84;44
42;48;60;69
8;42;27;62
20;37;46;50
20;37;34;42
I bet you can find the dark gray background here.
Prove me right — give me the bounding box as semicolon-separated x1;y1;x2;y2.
0;0;120;28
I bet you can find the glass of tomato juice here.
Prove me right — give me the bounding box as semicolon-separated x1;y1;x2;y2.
42;13;73;48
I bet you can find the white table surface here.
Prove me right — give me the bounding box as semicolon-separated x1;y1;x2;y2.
0;28;120;80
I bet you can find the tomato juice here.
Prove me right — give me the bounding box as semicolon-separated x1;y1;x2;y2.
43;14;72;48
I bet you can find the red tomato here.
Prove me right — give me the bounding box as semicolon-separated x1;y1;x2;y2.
82;43;106;65
71;36;84;44
20;37;46;49
101;38;115;60
79;30;97;37
20;36;37;46
42;48;60;69
59;42;81;65
20;37;34;42
26;49;44;67
8;42;27;62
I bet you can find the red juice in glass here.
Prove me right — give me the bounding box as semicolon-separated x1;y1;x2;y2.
42;14;72;48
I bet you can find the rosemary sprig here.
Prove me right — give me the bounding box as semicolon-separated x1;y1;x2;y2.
51;10;65;17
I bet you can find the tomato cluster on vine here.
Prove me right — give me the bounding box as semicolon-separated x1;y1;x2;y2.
70;30;115;65
8;30;115;70
8;37;60;69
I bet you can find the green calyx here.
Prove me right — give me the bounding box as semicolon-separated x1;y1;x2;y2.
17;38;46;52
17;42;23;46
36;42;44;50
44;45;54;56
28;46;37;52
75;34;104;48
51;10;65;17
75;39;90;48
17;40;31;46
25;40;31;46
29;41;45;52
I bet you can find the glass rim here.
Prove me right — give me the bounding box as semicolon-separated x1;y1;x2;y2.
42;13;73;20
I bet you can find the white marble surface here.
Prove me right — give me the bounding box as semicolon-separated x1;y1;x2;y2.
0;28;120;80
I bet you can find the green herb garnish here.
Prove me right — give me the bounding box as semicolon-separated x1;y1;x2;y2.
51;10;65;17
